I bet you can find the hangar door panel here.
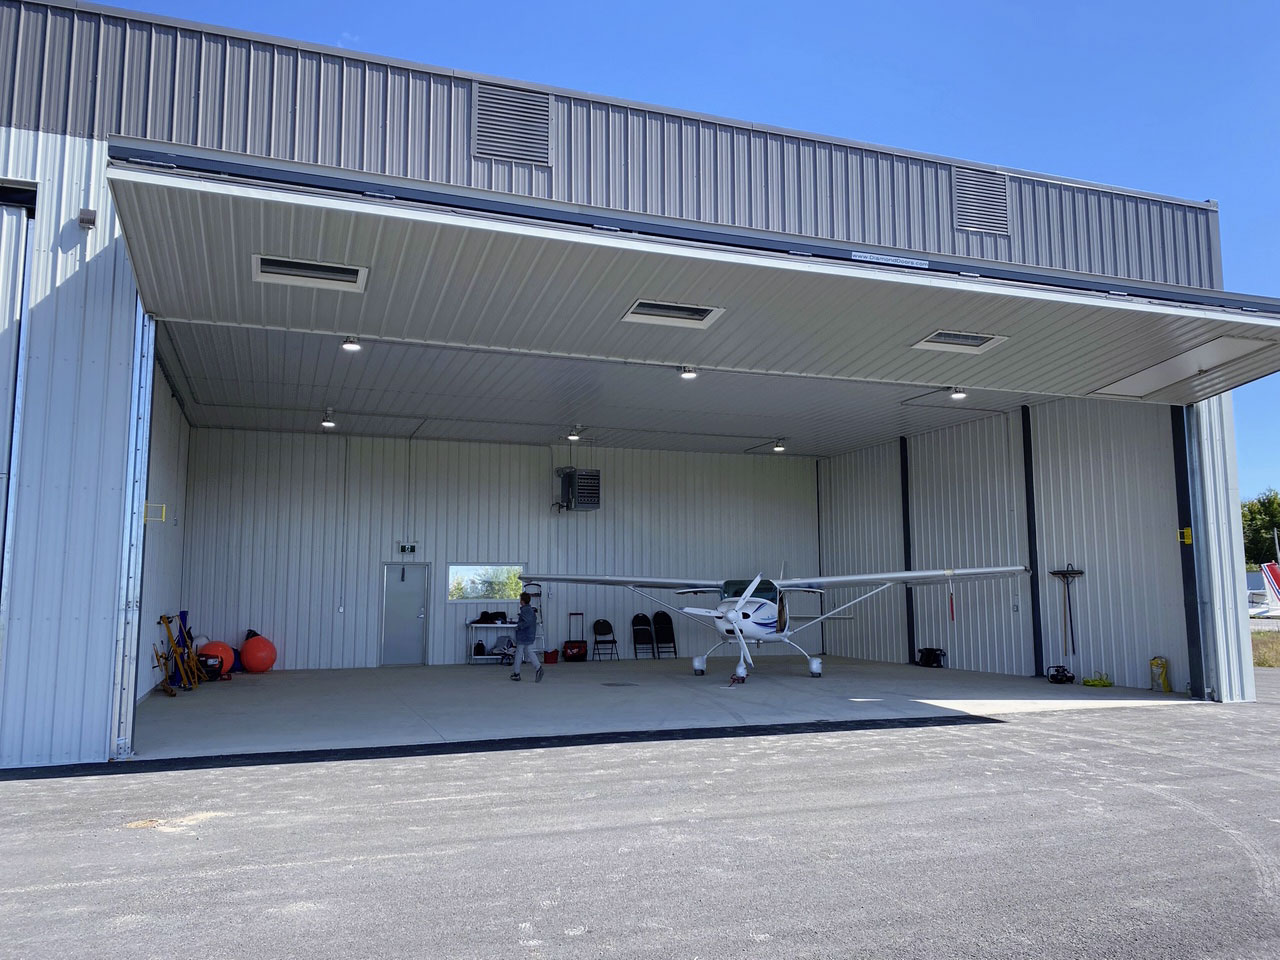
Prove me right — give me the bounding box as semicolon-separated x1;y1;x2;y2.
0;205;30;574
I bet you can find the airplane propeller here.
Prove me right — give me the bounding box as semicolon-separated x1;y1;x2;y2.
727;572;764;676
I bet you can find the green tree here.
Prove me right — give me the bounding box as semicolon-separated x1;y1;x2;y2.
1241;488;1280;565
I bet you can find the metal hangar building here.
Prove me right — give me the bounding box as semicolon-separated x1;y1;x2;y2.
0;0;1274;767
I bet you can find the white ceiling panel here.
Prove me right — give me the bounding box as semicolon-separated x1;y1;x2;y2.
110;165;1280;414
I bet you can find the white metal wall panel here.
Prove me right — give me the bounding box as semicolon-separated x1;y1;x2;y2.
1188;394;1254;702
0;128;140;766
135;365;190;701
817;441;908;662
1031;399;1188;691
0;1;1219;287
908;415;1032;674
180;432;821;669
182;430;349;671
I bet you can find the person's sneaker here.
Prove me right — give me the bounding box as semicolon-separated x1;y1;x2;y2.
535;665;544;683
509;673;521;681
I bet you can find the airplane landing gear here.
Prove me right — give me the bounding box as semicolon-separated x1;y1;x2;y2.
692;655;707;676
729;672;747;685
809;656;823;678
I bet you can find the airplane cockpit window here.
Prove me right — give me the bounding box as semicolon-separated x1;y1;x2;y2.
720;579;778;603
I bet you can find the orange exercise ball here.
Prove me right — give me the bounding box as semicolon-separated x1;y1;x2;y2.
198;640;235;676
241;634;277;673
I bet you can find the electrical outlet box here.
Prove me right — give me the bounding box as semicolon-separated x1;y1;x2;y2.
396;541;419;554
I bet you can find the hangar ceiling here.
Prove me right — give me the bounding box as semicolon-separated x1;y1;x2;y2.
109;154;1280;456
155;321;1050;454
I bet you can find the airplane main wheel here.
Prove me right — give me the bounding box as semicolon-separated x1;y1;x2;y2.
694;669;705;676
810;671;822;678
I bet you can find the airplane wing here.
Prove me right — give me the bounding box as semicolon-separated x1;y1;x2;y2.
777;565;1027;591
520;573;722;591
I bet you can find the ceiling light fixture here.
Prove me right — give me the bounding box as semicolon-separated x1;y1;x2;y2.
320;408;337;429
950;387;968;400
567;425;582;441
679;366;698;380
341;336;362;352
772;440;786;453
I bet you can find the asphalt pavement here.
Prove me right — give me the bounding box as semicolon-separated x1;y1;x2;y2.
2;671;1278;959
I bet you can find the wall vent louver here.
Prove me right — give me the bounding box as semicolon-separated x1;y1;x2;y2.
252;255;368;292
953;167;1010;234
620;299;725;329
913;329;1008;354
473;82;552;165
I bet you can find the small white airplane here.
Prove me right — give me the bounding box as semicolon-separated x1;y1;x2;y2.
522;564;1027;681
1248;561;1280;619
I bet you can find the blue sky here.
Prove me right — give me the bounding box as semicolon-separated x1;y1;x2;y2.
116;0;1280;496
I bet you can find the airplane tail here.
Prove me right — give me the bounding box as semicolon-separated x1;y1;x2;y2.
1249;562;1280;618
1264;562;1280;608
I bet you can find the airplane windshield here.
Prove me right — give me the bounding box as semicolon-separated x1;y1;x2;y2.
720;579;778;603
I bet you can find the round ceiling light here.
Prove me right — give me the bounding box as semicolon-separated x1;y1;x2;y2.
320;408;337;429
341;337;362;352
679;366;698;380
950;387;967;400
567;425;582;441
772;440;786;453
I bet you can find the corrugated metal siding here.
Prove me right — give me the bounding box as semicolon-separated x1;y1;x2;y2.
908;415;1032;674
1;1;1219;287
1031;399;1188;690
181;432;821;668
1187;394;1254;702
135;364;189;701
0;127;140;766
817;442;907;661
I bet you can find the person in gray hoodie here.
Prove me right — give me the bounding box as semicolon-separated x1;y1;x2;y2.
509;592;544;682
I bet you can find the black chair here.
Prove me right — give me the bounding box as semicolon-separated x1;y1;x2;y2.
652;611;677;658
632;613;656;659
591;618;618;660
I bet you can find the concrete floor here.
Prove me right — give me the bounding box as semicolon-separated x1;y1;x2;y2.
131;656;1188;761
6;672;1277;959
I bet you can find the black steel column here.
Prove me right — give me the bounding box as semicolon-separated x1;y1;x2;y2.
1170;405;1207;699
899;436;916;664
1021;407;1046;677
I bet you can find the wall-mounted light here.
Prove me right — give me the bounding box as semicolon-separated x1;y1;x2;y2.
679;366;698;380
950;387;967;400
567;425;582;441
341;336;362;352
772;440;786;453
320;408;337;429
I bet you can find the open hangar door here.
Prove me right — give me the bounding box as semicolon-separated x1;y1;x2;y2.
106;143;1280;755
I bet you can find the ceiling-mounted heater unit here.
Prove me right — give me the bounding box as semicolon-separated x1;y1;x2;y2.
556;467;601;511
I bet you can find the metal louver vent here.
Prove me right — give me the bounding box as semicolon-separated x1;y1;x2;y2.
473;82;552;165
953;167;1010;234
